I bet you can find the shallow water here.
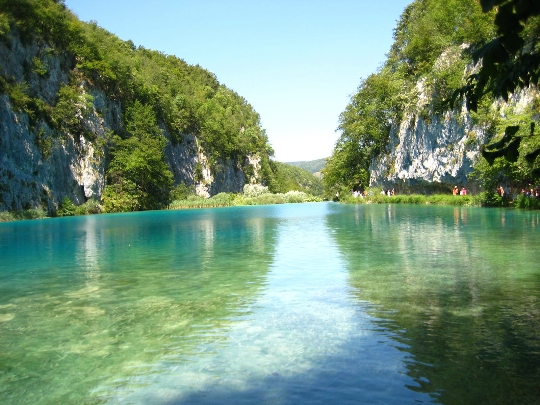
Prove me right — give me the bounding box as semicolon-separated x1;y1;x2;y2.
0;203;539;404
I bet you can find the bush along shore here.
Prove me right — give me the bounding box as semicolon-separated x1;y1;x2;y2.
0;184;322;222
338;187;540;209
4;185;540;223
168;184;322;209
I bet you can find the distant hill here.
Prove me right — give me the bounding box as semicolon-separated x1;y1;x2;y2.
285;158;327;174
269;161;324;196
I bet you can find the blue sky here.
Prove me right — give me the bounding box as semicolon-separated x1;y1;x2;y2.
64;0;411;162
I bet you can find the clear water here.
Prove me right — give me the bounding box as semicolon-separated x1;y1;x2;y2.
0;203;539;404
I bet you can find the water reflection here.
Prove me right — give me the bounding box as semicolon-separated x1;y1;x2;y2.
100;203;431;405
327;204;540;404
74;216;104;307
0;209;279;405
4;204;538;404
196;216;215;268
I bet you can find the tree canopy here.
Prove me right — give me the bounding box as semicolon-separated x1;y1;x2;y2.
324;0;540;200
453;0;540;184
103;101;174;212
455;0;540;110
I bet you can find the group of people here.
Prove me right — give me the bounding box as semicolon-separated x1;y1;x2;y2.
350;184;540;199
452;186;467;196
496;186;540;199
497;185;510;198
351;188;396;198
353;190;367;198
381;188;395;196
521;187;540;199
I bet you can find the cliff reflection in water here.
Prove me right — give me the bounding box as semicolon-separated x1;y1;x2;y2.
327;204;540;405
0;208;279;405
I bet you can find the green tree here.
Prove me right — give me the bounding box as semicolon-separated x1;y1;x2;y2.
456;0;540;110
323;0;528;197
0;0;277;213
103;101;173;212
453;0;540;180
52;85;94;133
57;196;76;216
324;69;404;195
389;0;495;77
267;161;323;196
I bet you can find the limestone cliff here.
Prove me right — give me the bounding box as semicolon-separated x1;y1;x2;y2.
0;33;263;212
369;79;538;194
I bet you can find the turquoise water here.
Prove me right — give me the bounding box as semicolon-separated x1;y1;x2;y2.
0;203;539;404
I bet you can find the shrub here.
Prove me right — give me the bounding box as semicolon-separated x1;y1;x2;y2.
171;182;196;201
243;184;269;198
283;190;310;203
8;82;32;112
169;195;208;209
1;208;49;222
256;193;285;205
209;193;234;206
74;199;102;215
472;191;504;207
168;185;321;209
0;211;15;222
515;195;540;209
102;180;142;212
57;196;77;217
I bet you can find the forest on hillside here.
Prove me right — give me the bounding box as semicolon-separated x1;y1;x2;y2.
0;0;323;214
323;0;540;205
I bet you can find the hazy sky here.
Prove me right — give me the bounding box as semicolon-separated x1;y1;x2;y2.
64;0;411;162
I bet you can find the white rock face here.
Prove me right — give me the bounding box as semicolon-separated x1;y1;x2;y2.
0;34;261;212
369;80;537;194
369;106;488;193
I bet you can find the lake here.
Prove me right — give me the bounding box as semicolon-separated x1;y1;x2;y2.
1;202;539;404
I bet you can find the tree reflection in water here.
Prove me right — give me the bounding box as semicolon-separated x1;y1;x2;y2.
327;204;540;405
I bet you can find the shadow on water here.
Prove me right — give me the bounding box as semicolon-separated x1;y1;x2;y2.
326;204;540;405
154;342;429;405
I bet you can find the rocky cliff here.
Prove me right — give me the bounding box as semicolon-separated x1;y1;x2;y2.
369;79;538;194
0;32;263;213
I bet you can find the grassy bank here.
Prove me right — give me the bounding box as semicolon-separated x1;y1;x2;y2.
4;188;540;223
169;190;322;209
340;192;474;206
0;188;322;222
340;188;540;209
0;209;48;222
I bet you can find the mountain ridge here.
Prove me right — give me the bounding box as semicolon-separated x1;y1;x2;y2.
285;158;326;175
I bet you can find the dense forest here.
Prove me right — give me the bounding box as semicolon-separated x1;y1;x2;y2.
0;0;322;215
323;0;540;204
267;161;323;196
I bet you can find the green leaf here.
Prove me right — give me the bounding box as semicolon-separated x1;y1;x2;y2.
482;145;506;165
480;0;506;13
485;125;520;150
503;136;522;163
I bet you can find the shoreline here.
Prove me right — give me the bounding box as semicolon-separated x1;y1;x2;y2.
3;192;540;223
